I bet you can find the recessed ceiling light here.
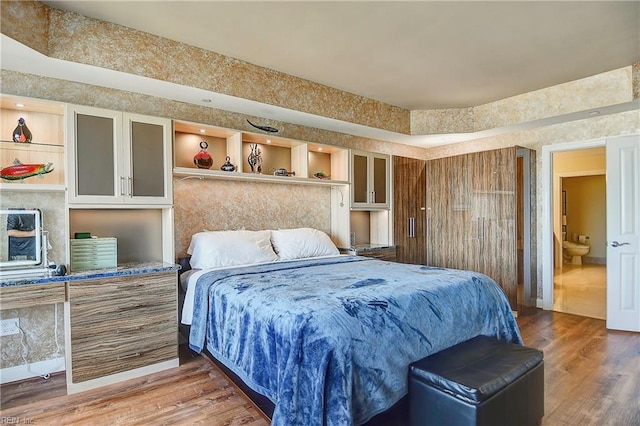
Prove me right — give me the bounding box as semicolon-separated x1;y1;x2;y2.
15;103;24;107
317;147;323;151
199;129;205;133
266;139;271;144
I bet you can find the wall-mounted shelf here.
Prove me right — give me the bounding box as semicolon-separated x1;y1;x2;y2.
173;167;348;186
0;183;66;192
173;120;350;185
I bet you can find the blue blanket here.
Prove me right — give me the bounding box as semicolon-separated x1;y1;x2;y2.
189;256;522;425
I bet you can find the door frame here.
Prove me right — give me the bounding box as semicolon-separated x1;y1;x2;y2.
541;138;605;310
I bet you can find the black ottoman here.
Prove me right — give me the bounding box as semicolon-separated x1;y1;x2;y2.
408;335;544;426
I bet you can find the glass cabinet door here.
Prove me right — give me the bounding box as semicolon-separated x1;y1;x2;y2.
372;154;388;205
352;152;369;205
351;150;389;209
124;113;172;205
76;114;116;197
67;105;122;204
68;106;172;205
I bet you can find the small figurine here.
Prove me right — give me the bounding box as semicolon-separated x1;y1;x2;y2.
193;141;213;169
220;156;236;172
247;143;263;173
12;117;32;143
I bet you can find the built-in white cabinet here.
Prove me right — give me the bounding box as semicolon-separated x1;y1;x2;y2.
66;105;172;205
350;150;390;210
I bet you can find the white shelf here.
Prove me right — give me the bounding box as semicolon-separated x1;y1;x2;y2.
173;167;348;186
0;183;66;192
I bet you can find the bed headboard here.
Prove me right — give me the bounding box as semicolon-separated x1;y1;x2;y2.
173;177;332;258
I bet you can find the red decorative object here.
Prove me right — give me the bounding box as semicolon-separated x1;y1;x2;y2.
193;141;213;169
1;158;53;181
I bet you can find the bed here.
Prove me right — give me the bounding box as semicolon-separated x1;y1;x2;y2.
180;228;522;426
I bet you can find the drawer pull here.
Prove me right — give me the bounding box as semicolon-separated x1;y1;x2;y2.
117;352;141;360
118;304;149;311
117;284;146;290
116;326;143;333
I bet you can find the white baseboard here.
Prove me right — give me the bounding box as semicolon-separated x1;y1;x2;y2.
66;358;179;394
0;357;65;384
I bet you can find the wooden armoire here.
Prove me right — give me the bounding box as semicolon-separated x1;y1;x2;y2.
393;156;427;265
393;147;536;312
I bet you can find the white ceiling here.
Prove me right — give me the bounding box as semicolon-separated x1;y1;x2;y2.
41;1;640;110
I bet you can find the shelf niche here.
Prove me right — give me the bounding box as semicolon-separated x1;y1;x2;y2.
0;95;65;187
172;120;349;185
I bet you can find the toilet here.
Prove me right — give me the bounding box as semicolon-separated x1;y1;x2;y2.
562;241;590;265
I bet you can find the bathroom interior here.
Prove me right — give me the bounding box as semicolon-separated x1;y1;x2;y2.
553;147;607;320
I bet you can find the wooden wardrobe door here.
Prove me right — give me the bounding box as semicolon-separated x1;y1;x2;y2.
469;147;517;309
426;155;465;269
393;156;426;264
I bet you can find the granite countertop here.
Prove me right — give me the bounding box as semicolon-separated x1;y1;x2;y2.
339;244;396;252
1;261;180;288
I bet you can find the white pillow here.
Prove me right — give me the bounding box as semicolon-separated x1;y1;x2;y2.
187;230;278;269
271;228;339;260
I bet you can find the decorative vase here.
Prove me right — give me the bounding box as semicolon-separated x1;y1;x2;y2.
193;141;213;169
12;117;32;143
247;143;263;173
220;156;236;172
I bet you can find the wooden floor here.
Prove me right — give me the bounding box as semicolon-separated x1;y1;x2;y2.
1;310;639;425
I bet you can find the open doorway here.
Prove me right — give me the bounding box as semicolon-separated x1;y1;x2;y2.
550;147;606;320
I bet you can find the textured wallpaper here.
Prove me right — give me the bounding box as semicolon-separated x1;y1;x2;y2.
174;177;331;258
0;303;65;369
0;191;66;266
0;192;66;369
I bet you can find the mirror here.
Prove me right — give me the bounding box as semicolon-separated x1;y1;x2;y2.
0;209;42;269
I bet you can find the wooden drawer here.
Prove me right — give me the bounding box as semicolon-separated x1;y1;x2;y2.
357;248;397;262
68;270;178;383
0;282;66;310
71;305;175;341
68;272;175;304
70;291;175;328
71;337;176;382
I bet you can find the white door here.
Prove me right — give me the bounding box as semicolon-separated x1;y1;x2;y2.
606;134;640;332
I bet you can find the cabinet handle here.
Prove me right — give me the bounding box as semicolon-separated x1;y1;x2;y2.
409;217;416;238
128;176;133;197
117;352;141;360
117;326;143;333
117;283;146;290
118;304;148;311
120;176;126;196
482;217;486;240
370;191;375;203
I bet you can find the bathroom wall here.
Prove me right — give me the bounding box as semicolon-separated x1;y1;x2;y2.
563;175;607;263
552;148;606;266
